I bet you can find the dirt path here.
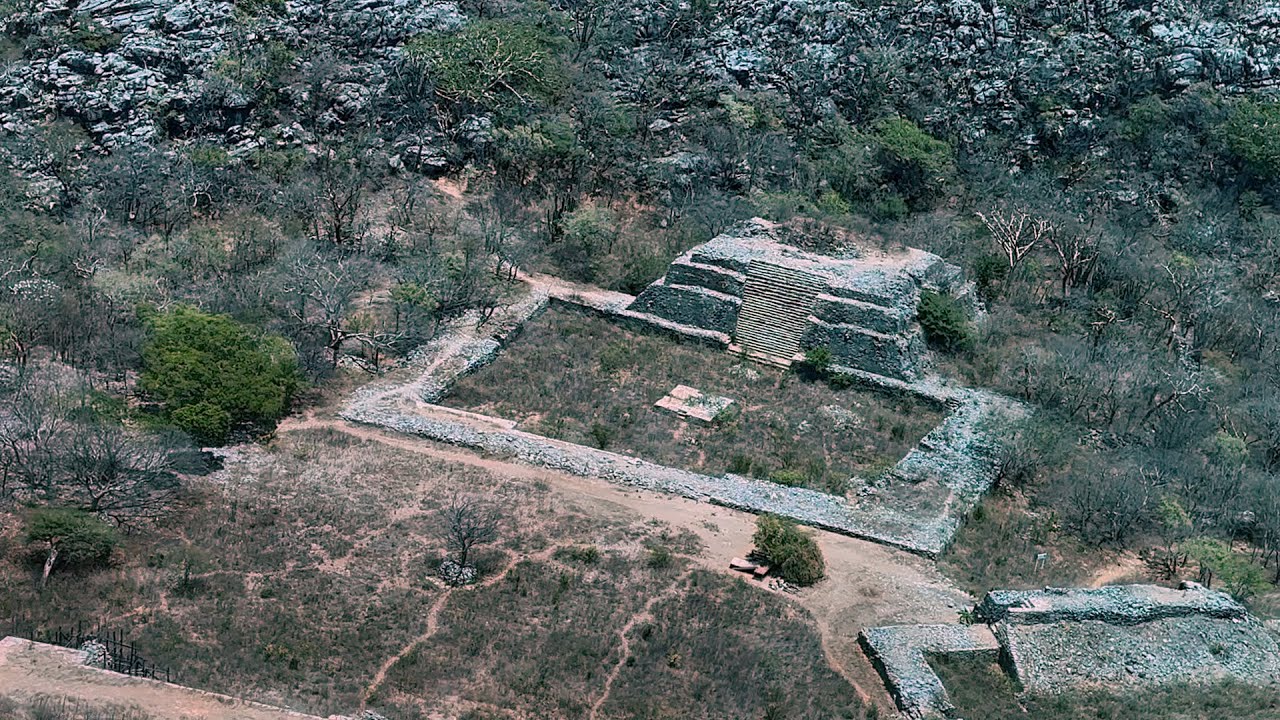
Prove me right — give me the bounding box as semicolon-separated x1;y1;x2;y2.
360;547;553;710
1087;552;1149;587
279;417;973;713
588;570;693;720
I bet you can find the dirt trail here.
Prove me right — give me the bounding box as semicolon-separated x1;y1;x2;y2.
279;417;974;713
1087;552;1148;587
588;570;693;720
360;548;553;710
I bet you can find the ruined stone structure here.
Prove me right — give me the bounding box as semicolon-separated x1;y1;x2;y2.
627;219;972;377
861;583;1280;719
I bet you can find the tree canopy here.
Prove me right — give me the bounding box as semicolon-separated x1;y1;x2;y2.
140;305;301;445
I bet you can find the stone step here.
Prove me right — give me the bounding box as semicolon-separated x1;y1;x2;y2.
734;260;822;365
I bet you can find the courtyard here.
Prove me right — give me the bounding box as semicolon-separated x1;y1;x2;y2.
440;307;945;496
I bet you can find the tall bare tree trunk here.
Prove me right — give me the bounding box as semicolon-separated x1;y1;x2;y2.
40;543;58;588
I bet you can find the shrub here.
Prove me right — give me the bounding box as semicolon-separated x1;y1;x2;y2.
971;254;1008;299
646;545;674;570
140;305;302;445
752;514;825;586
798;347;834;379
917;290;973;353
405;20;565;112
768;469;806;487
26;507;118;585
1219;100;1280;180
170;402;232;447
589;422;613;449
728;454;753;474
556;545;601;564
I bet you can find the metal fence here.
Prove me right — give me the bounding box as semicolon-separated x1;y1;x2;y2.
6;618;175;683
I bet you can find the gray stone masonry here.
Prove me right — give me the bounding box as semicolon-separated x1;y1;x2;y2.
862;583;1280;718
859;624;1000;719
627;218;973;379
976;583;1248;626
997;613;1280;693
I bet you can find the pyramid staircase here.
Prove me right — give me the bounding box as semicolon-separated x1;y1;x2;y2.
730;261;824;367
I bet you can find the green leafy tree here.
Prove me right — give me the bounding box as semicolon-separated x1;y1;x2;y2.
1183;537;1269;601
26;507;118;587
870;117;956;207
140;306;301;445
753;514;825;586
1219;100;1280;180
918;291;973;353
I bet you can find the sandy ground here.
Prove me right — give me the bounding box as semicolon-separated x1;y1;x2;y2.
0;637;331;720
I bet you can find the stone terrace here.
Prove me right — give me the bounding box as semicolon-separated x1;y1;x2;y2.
983;584;1280;694
627;218;972;378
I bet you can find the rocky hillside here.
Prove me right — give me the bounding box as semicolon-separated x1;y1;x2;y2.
4;1;1280;160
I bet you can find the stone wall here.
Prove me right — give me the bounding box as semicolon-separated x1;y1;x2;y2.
862;583;1280;717
975;583;1248;626
626;279;742;336
858;624;1000;719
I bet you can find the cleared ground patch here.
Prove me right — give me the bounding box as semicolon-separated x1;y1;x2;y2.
441;307;944;495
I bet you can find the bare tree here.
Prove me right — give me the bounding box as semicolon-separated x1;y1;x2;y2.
435;494;500;570
1044;230;1100;297
58;423;185;524
281;251;374;367
976;208;1055;270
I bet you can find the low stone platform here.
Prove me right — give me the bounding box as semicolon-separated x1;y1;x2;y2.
861;583;1280;718
654;385;736;423
859;624;1000;719
999;613;1280;693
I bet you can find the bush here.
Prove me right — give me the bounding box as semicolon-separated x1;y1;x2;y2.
405;20;565;113
752;514;825;586
140;306;302;445
26;507;118;584
1219;100;1280;180
917;290;973;353
798;347;834;379
646;545;674;570
170;402;232;447
768;469;806;487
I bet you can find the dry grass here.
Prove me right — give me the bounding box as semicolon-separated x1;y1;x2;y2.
0;429;866;719
442;308;943;495
938;496;1109;596
0;695;154;720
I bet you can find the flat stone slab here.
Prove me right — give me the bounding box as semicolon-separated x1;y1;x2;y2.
654;385;736;423
977;583;1247;626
